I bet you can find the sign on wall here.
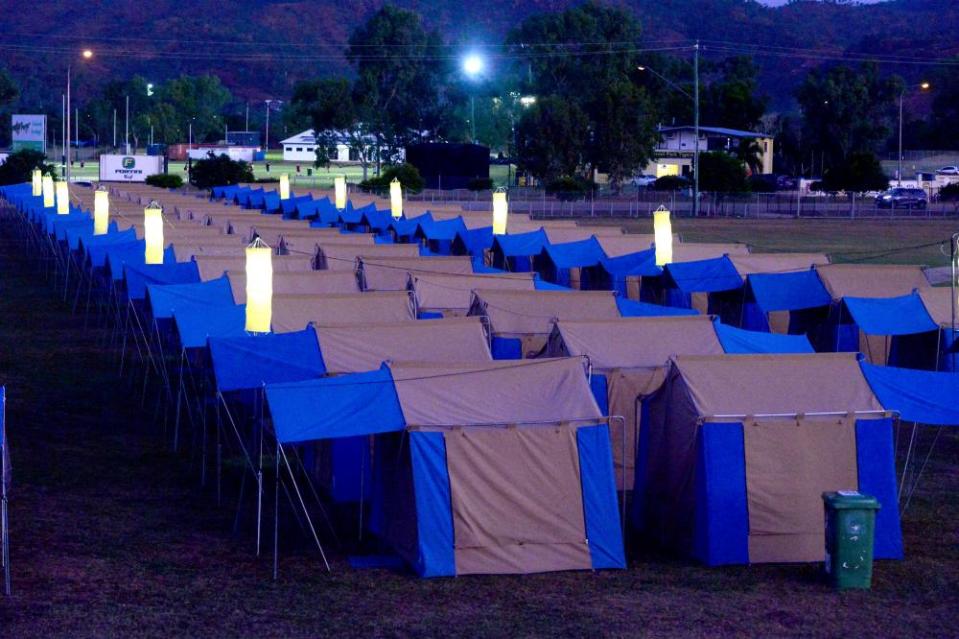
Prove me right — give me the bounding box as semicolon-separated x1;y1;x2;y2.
99;154;164;182
11;115;46;152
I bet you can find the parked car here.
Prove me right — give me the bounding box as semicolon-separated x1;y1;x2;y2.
876;187;928;209
936;166;959;175
630;174;658;188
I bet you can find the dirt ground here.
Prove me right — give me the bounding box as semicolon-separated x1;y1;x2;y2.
0;216;957;638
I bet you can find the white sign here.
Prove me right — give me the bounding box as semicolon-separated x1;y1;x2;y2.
99;155;164;182
0;153;8;166
11;114;46;152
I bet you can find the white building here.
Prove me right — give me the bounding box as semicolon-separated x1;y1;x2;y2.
647;125;775;177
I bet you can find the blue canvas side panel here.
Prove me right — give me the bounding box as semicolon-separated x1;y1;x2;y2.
330;436;372;502
416;311;445;320
630;399;652;530
939;328;958;372
409;431;456;577
740;301;770;331
664;287;692;309
577;424;626;569
693;422;749;566
855;418;904;560
491;337;522;359
589;373;609;416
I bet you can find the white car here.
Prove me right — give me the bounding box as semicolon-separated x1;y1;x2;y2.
936;166;959;175
630;174;657;188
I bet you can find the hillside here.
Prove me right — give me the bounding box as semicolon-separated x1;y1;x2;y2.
0;0;955;111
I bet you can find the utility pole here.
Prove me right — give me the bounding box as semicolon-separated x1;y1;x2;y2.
61;94;66;177
75;108;79;153
112;109;117;149
693;40;700;217
125;95;130;154
66;67;71;182
265;101;271;151
898;91;904;186
245;102;249;131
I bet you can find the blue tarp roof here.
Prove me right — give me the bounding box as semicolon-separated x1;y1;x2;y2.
107;244;175;282
492;229;548;257
147;275;236;320
714;321;815;354
282;194;312;216
419;217;468;241
842;292;938;336
391;212;433;237
82;228;139;267
598;248;662;278
463;226;494;255
266;366;405;444
747;269;832;312
364;209;394;232
861;362;959;426
124;261;200;301
616;297;699;317
209;327;325;392
664;255;743;293
173;301;247;349
540;237;605;269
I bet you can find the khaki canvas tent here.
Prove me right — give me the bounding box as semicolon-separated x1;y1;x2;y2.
265;357;626;577
637;353;902;566
318;242;420;271
468;289;621;359
359;255;474;291
546;316;724;488
271;291;415;332
412;272;536;317
194;254;315;282
226;270;359;304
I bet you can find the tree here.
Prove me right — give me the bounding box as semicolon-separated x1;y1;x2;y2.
287;78;359;168
590;81;659;188
820;151;889;193
347;6;448;166
0;67;18;106
189;152;254;190
507;2;659;187
0;149;56;186
700;56;768;131
735;138;764;174
796;62;902;169
697;151;749;192
515;96;589;183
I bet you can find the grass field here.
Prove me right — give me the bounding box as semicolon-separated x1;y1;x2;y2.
0;215;957;637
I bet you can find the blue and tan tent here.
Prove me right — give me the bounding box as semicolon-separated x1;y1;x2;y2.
265;358;626;577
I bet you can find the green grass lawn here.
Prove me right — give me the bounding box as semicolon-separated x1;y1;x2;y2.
0;208;957;637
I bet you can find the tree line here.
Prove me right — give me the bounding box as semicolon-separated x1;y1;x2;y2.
1;1;956;192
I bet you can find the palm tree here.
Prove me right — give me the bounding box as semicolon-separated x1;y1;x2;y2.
735;137;764;175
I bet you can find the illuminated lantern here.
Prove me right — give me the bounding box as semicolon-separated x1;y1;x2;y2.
492;189;508;235
390;178;402;219
55;181;69;215
94;188;109;236
653;206;673;266
31;169;42;196
42;175;54;208
245;238;273;333
334;175;347;210
144;201;164;265
279;173;290;200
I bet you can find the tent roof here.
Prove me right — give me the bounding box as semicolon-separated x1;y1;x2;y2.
542;226;623;244
320;243;420;271
713;322;815;354
540;237;605;269
389;358;602;428
271;291;414;332
842;293;938;335
553;316;722;369
209;327;325;392
412;272;536;313
597;248;661;277
671;243;749;262
146;275;235;320
918;287;954;327
728;253;828;277
193;254;314;282
491;229;548;257
227;269;358;303
860;362;959;426
470;289;621;335
671;353;884;418
360;255;474;291
815;264;929;300
595;235;657;258
616;297;699;317
747;269;832;312
315;317;491;374
664;256;743;293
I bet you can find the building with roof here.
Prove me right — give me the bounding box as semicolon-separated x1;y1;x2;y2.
646;125;774;177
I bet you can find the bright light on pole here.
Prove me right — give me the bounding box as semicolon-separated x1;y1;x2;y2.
462;54;485;144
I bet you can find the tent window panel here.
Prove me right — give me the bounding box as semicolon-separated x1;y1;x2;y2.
444;426;591;575
743;418;858;563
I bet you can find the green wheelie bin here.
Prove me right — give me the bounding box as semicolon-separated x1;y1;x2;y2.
822;491;881;590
